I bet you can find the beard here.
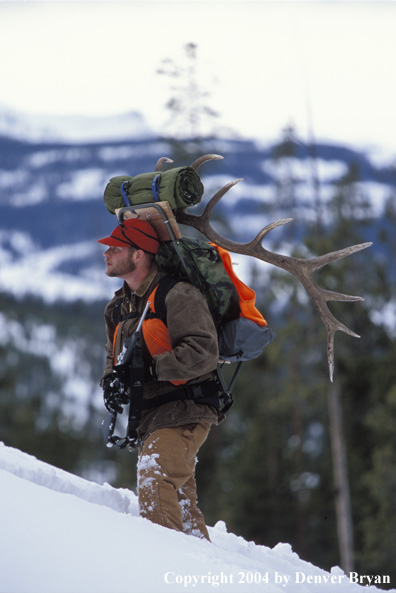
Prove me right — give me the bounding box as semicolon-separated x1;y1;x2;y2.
105;251;136;277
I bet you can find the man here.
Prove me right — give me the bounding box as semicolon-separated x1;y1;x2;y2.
98;217;222;541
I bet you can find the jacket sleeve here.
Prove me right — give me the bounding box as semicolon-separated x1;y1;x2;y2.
153;282;219;382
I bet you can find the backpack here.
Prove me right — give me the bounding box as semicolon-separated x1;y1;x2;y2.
156;237;275;414
155;238;275;363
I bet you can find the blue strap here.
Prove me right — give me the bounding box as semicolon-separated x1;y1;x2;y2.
120;182;130;207
151;175;161;202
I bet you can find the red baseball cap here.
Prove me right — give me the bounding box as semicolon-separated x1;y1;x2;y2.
98;218;160;254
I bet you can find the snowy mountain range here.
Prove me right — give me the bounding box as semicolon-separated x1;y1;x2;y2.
1;442;394;593
0;106;394;306
0;104;154;144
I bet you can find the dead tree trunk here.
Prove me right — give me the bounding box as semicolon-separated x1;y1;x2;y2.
328;380;354;572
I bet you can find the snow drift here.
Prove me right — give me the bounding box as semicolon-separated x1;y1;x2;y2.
0;442;393;593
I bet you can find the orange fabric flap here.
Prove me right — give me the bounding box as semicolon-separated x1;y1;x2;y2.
210;243;267;327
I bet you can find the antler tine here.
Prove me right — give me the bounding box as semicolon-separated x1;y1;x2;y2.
190;154;224;171
202;178;244;217
176;177;372;381
328;333;337;384
326;310;362;382
304;242;373;273
154;157;174;172
295;266;366;381
252;218;294;244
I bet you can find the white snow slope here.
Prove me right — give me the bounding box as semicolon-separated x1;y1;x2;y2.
0;442;394;593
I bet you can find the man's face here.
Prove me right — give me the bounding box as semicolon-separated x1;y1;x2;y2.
103;246;136;278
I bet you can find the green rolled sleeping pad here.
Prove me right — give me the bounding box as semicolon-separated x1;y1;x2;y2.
104;167;204;214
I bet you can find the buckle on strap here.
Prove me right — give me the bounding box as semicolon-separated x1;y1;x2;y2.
185;382;214;399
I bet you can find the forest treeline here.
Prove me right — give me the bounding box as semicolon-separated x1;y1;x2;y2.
1;139;395;588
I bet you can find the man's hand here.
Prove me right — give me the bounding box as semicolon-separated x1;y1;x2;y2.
102;371;129;415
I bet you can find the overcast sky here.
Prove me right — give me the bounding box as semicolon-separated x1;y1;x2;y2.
0;1;395;152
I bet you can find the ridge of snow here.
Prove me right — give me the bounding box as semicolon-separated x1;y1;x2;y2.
1;442;393;593
0;442;137;516
0;104;154;144
0;234;118;302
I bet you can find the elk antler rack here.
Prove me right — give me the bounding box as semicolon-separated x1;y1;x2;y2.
172;156;372;381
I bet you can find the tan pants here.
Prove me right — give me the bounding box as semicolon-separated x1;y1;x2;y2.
137;423;211;540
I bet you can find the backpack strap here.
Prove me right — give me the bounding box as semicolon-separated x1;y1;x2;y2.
112;297;123;326
150;275;183;325
112;276;181;327
112;297;140;325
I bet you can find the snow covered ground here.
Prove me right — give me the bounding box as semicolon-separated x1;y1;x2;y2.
1;443;394;593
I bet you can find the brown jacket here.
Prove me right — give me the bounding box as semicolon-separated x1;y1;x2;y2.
102;263;221;440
